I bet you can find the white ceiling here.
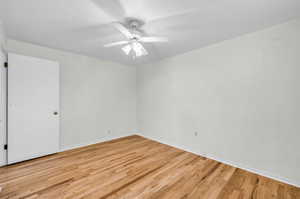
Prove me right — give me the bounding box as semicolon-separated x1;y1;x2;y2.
1;0;300;65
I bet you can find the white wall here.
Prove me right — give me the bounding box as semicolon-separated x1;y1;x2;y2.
0;22;7;166
7;39;137;151
137;19;300;186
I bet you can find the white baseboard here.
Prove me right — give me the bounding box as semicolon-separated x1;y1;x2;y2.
139;134;300;188
0;133;136;167
60;133;135;152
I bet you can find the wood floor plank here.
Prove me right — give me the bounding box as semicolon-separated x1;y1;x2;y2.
0;135;299;199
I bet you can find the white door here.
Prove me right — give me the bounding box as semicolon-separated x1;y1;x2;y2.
7;53;60;164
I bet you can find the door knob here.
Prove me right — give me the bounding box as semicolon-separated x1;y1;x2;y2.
53;112;58;115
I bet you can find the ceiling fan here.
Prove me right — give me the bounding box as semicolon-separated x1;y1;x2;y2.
104;19;168;58
88;0;198;59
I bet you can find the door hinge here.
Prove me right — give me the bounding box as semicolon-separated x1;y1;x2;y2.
4;62;8;68
4;144;7;150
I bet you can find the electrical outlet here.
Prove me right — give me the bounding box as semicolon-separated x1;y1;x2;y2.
194;132;198;136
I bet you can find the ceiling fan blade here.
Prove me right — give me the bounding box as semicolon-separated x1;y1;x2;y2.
143;9;202;33
112;22;133;39
139;37;168;43
104;41;129;47
91;0;126;21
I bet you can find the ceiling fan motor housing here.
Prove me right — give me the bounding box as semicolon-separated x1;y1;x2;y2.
125;18;145;30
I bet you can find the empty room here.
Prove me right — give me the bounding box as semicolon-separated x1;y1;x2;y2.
0;0;300;198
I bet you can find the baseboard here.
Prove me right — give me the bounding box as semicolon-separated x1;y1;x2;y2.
139;134;300;188
60;133;135;152
0;133;135;167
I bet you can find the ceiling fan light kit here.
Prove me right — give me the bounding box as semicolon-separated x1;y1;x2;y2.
122;41;148;58
104;18;168;59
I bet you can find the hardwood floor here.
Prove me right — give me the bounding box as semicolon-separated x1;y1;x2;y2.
0;135;299;199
